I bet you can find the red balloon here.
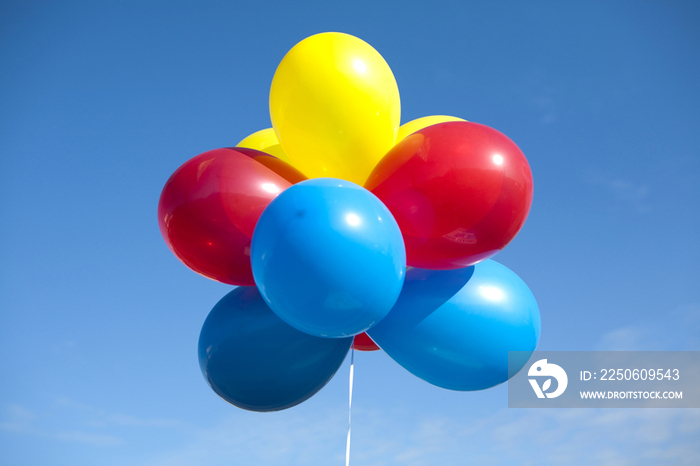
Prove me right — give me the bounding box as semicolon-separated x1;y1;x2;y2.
353;332;380;351
158;148;304;285
233;147;308;185
365;122;533;269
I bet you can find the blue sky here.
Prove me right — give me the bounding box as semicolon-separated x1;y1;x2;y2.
1;1;699;465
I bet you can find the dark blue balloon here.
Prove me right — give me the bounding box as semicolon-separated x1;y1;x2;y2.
251;178;406;338
198;287;352;412
367;260;540;391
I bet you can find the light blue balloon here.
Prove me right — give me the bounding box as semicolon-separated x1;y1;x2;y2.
251;178;406;338
198;287;352;412
367;260;540;391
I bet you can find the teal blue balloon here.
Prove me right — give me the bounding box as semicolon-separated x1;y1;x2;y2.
367;260;540;391
251;178;406;338
198;287;352;412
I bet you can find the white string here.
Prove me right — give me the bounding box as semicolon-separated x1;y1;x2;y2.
345;343;355;466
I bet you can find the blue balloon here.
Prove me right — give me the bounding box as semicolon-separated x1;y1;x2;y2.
251;178;406;338
198;287;352;412
367;260;540;391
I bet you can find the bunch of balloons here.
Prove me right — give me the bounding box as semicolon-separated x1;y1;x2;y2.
158;32;540;412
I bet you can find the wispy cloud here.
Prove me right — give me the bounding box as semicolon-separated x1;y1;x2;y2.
517;69;560;125
530;94;558;125
584;173;651;213
126;400;700;466
134;405;350;466
0;398;189;449
105;413;187;428
595;326;649;351
595;302;700;350
4;390;700;465
0;404;35;433
0;402;127;447
55;430;124;446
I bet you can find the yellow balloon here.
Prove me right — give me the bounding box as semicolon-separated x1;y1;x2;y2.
270;32;401;185
237;128;279;150
236;128;293;164
396;115;467;142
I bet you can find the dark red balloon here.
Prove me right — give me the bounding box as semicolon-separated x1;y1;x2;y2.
353;332;380;351
365;122;533;269
233;147;308;185
158;148;305;285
